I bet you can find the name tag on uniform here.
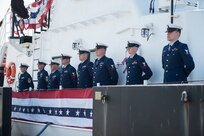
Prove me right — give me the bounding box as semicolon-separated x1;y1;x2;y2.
64;70;68;73
82;65;87;68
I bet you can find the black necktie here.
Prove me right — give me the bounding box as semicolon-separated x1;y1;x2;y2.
95;59;99;66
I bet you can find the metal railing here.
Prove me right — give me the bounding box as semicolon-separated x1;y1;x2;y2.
0;8;11;45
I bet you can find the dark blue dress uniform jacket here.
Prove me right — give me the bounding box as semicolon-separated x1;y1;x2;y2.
18;72;34;92
162;40;195;83
37;69;48;90
48;70;60;90
77;60;93;88
126;54;153;85
93;56;118;86
60;64;77;88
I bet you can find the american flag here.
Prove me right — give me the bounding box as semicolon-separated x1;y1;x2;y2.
12;88;93;128
27;0;53;29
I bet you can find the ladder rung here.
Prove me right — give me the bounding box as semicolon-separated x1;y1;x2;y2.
34;37;40;40
33;59;39;61
34;48;40;50
33;69;38;71
34;32;41;34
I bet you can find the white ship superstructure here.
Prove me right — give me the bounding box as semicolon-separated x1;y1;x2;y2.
0;0;204;136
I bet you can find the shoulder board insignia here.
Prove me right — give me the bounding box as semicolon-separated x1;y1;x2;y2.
111;65;115;70
28;78;31;83
185;49;189;55
143;62;146;67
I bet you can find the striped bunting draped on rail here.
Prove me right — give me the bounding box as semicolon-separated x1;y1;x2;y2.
12;88;93;128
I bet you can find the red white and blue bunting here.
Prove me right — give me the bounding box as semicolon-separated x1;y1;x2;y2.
12;88;93;128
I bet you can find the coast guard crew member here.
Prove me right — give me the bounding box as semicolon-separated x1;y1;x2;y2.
48;60;61;90
37;60;48;90
77;49;93;88
162;24;195;83
18;63;34;92
60;54;77;89
93;43;118;86
126;40;153;85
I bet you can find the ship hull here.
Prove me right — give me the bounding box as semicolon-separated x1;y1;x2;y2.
12;119;92;136
93;84;204;136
